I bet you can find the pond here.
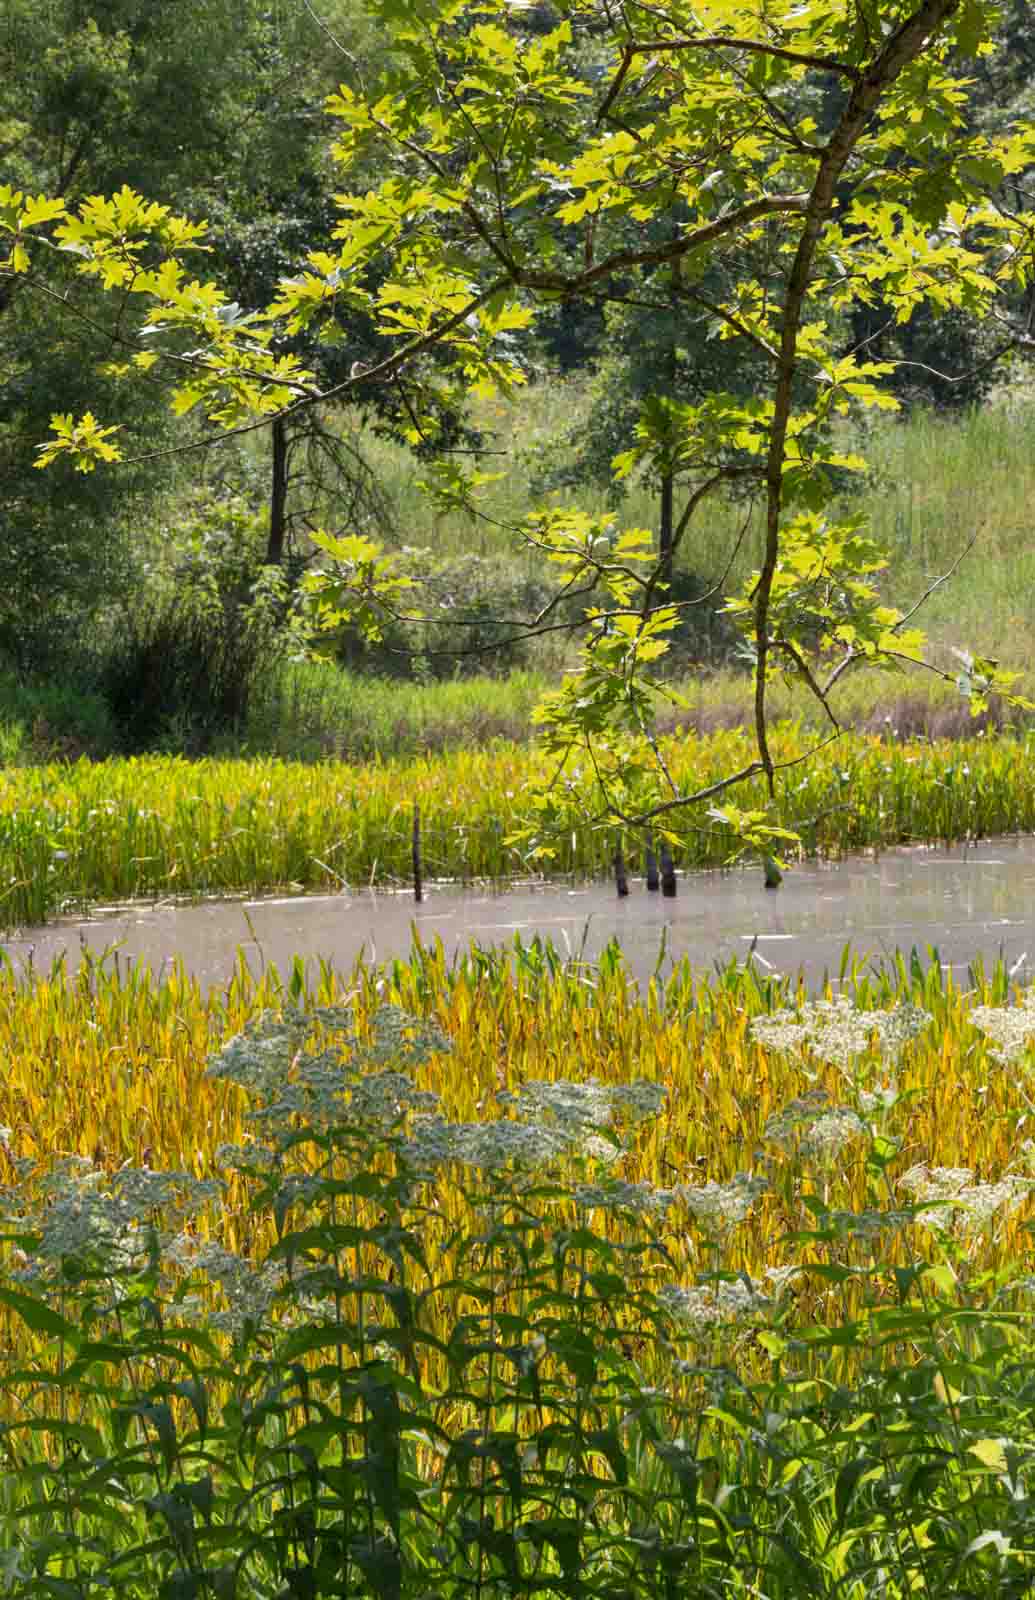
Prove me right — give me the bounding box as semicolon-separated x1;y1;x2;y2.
4;836;1035;990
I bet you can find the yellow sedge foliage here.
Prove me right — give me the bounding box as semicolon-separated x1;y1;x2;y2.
0;945;1029;1367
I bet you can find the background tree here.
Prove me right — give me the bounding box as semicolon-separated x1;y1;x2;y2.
10;0;1035;858
0;0;395;669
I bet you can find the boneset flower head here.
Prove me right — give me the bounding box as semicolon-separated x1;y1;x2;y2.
751;998;931;1069
659;1275;773;1339
764;1091;868;1163
899;1163;1028;1232
6;1156;218;1289
970;989;1035;1065
574;1177;676;1216
206;1003;449;1147
676;1173;768;1240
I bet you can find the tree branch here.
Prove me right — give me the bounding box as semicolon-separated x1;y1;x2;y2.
605;733;842;829
515;194;809;293
755;0;961;797
597;35;860;124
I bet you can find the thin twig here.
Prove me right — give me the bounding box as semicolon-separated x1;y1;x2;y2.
597;35;859;124
604;732;842;828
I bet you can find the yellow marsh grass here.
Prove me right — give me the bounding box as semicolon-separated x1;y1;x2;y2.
4;727;1035;927
0;944;1029;1370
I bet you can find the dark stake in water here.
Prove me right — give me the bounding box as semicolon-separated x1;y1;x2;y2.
5;838;1035;991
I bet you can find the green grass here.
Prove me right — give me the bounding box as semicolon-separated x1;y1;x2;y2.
1;724;1035;927
0;651;1020;770
343;373;1035;671
4;945;1035;1597
243;660;551;760
237;651;1030;767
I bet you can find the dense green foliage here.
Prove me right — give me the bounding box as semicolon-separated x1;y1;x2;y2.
8;0;1035;862
4;947;1035;1596
0;0;389;671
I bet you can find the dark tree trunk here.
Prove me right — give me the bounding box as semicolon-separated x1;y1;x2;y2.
614;837;629;897
659;468;674;582
659;839;677;897
413;803;423;903
267;415;288;565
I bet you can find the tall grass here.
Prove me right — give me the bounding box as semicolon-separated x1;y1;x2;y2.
340;376;1035;669
240;659;1028;763
2;726;1035;926
3;944;1035;1595
0;938;1028;1322
244;661;551;761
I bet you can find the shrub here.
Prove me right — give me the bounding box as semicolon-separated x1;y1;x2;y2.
98;497;296;752
332;546;561;680
0;670;118;762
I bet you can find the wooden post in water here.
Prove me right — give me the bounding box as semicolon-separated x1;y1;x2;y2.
614;837;629;898
645;837;660;892
412;802;423;903
659;839;677;898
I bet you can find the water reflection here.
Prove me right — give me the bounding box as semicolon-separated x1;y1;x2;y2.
3;838;1034;992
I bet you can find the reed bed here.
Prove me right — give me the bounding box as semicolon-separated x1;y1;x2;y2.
0;938;1031;1339
4;943;1035;1596
1;726;1035;928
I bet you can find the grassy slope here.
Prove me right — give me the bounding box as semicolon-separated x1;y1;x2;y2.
233;375;1035;761
353;374;1035;657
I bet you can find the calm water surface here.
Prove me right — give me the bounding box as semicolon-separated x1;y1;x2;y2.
6;837;1035;991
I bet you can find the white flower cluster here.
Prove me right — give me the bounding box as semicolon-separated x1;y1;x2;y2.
823;1206;915;1241
877;1003;935;1061
763;1091;868;1162
857;1082;900;1115
166;1236;284;1337
206;1010;310;1097
400;1113;460;1168
899;1163;1028;1232
751;998;931;1068
207;1004;448;1145
573;1178;676;1216
611;1080;669;1122
801;1109;870;1161
8;1157;218;1288
347;1069;440;1129
498;1076;666;1133
214;1138;281;1175
416;1115;574;1172
581;1134;621;1165
497;1077;615;1131
364;1005;451;1071
402;1074;663;1174
970;990;1035;1065
677;1173;768;1240
658;1275;773;1338
456;1118;577;1170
